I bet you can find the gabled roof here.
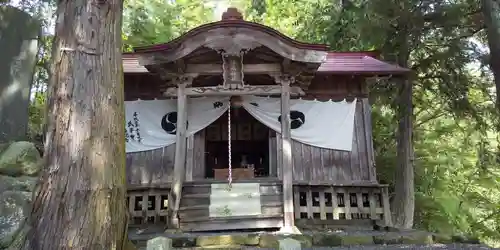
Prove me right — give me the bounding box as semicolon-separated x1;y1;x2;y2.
133;8;328;54
133;20;329;54
131;8;329;65
122;52;409;76
122;8;409;76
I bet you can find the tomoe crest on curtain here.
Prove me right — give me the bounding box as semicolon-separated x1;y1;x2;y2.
278;110;306;129
161;112;189;135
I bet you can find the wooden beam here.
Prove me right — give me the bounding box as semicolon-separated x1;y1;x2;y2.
147;63;282;79
185;63;281;75
166;78;190;229
163;85;305;97
278;76;295;230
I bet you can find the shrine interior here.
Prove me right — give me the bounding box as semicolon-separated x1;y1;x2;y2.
204;107;272;179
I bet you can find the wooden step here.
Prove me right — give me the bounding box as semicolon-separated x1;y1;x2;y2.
181;214;283;223
178;202;282;211
180;193;282;207
180;215;283;232
182;179;282;186
180;205;283;221
182;184;282;196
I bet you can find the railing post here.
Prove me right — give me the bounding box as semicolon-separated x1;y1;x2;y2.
382;186;393;226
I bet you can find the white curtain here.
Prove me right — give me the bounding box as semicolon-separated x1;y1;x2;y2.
241;96;357;151
125;95;357;153
125;97;229;153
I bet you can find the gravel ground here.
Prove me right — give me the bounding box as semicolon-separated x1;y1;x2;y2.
236;245;496;250
132;227;498;250
166;245;497;250
301;244;497;250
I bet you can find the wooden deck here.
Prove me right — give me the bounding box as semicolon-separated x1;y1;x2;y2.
127;179;391;232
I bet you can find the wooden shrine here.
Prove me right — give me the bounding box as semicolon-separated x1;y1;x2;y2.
122;8;410;232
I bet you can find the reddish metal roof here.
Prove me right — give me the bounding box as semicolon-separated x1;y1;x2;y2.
122;52;409;75
317;52;410;75
123;53;148;73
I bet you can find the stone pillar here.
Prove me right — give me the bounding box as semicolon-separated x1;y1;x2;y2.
279;238;301;250
0;6;40;142
147;237;172;250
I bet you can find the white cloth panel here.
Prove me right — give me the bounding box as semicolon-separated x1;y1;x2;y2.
241;96;357;151
125;97;229;153
209;183;262;217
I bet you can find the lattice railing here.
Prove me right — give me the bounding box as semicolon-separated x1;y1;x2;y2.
293;185;392;225
127;184;392;227
127;188;170;225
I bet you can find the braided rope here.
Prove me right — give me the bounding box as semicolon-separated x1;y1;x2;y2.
227;107;232;188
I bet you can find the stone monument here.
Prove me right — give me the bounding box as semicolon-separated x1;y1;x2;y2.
0;6;40;142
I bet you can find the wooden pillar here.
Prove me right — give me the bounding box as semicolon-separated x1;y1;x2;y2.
166;76;191;229
277;75;295;230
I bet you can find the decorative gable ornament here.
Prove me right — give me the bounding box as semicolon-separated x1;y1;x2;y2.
222;53;245;89
221;7;243;21
204;37;260;90
202;8;263;90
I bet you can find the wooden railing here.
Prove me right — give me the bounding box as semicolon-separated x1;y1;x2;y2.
126;183;392;228
293;184;392;226
127;187;170;225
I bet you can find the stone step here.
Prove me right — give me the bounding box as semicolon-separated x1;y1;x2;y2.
131;230;485;249
140;244;494;250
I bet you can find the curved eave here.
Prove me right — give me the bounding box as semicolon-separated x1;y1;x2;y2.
130;20;329;65
133;20;329;53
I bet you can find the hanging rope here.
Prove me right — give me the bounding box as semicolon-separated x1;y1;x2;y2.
227;107;232;188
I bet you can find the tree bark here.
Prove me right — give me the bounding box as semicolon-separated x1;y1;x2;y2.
391;76;415;229
389;13;415;228
482;0;500;110
22;0;128;249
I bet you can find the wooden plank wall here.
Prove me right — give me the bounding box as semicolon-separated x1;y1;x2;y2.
126;145;175;186
277;98;376;184
186;130;206;181
126;131;206;186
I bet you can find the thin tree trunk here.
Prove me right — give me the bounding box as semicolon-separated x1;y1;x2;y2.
22;0;128;249
482;0;500;109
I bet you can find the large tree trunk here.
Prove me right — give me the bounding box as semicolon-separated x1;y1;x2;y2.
22;0;128;249
390;18;415;228
482;0;500;109
391;76;415;229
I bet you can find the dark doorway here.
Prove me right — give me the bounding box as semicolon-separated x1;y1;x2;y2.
204;108;271;179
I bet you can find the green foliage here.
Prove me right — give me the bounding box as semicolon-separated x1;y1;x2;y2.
122;0;215;47
28;91;45;138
